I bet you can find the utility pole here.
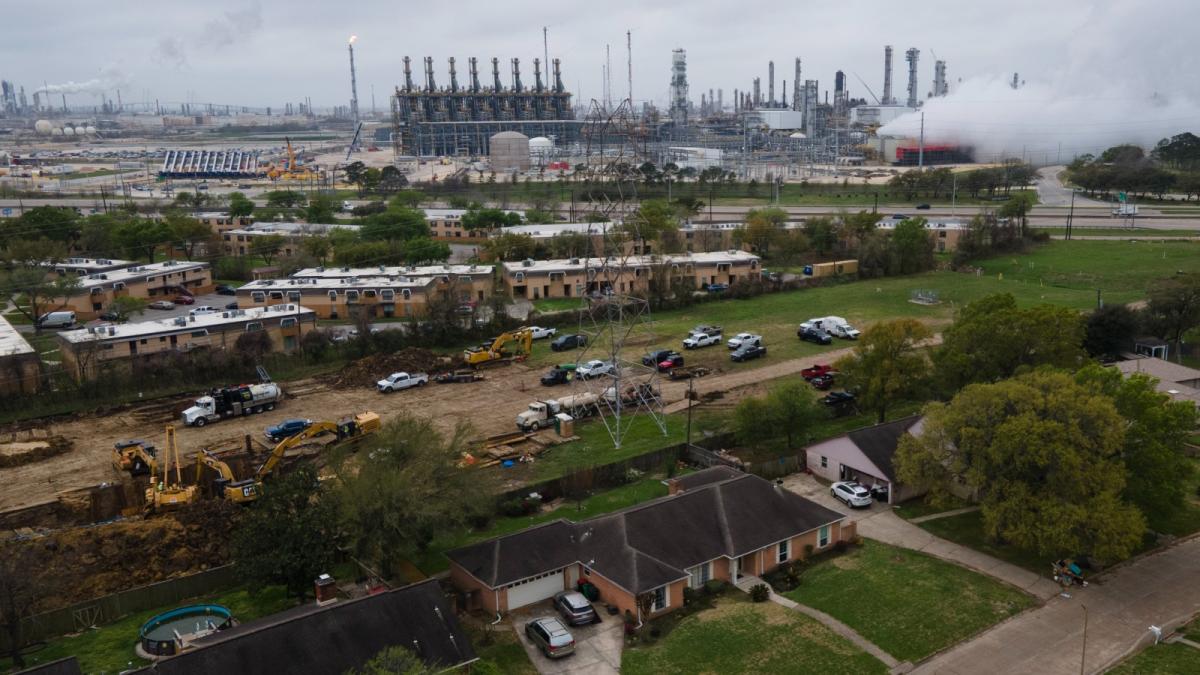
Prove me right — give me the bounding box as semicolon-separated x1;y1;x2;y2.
685;376;695;448
1079;605;1089;675
1066;188;1076;240
918;112;925;169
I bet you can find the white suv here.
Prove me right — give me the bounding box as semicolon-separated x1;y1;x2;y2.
831;481;874;508
576;359;614;379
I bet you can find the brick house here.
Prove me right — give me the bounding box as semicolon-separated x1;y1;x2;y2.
448;468;850;622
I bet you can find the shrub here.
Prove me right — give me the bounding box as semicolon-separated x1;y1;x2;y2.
833;540;849;553
682;586;697;606
749;583;770;602
803;543;814;559
703;579;727;595
498;498;526;518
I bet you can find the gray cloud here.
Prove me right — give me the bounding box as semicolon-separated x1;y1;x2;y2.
153;3;264;68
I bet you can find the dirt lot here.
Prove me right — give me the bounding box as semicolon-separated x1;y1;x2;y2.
0;340;887;517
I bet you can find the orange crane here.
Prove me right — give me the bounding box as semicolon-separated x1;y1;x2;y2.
145;426;199;512
267;137;316;181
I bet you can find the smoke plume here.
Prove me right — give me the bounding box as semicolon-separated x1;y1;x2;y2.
153;3;264;68
36;67;129;96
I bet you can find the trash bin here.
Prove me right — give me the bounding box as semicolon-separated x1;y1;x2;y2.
556;413;574;437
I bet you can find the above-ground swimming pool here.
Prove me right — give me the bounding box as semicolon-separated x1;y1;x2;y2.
139;604;235;656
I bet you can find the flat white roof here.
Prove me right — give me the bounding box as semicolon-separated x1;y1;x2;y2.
424;208;524;220
77;260;210;289
0;315;35;357
59;304;315;344
290;264;491;279
876;218;967;230
501;250;760;274
501;222;615;238
47;257;136;271
225;222;361;236
241;276;438;291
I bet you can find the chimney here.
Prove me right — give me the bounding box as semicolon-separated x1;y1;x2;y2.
314;573;337;606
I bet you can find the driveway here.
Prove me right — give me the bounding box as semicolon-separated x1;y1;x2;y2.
510;603;623;674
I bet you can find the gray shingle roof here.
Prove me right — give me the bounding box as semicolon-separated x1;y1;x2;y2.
845;415;922;482
449;473;845;595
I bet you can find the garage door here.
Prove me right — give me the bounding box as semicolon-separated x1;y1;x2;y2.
506;569;565;610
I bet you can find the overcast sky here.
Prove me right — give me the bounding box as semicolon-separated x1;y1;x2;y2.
5;0;1198;153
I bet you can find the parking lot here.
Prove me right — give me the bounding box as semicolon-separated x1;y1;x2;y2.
510;602;623;674
124;291;237;323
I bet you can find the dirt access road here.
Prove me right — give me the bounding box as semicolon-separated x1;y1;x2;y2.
0;337;914;515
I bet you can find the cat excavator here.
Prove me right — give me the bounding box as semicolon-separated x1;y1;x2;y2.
463;327;533;368
194;450;262;504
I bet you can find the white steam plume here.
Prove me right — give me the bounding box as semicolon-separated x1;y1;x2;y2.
879;1;1200;165
36;67;129;96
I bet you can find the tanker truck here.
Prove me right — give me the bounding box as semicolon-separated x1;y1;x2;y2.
181;383;283;427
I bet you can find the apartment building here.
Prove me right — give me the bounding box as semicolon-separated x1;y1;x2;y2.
0;316;40;396
291;264;495;304
57;304;316;381
425;208;523;240
221;222;362;258
196;212;255;235
876;217;966;252
45;257;136;278
55;261;213;320
236;276;441;320
500;250;761;300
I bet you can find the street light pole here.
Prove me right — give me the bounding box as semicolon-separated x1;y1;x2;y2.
685;376;695;448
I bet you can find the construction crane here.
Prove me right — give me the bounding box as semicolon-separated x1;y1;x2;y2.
463;327;534;368
145;426;199;512
267;137;316;181
255;412;381;480
345;122;364;162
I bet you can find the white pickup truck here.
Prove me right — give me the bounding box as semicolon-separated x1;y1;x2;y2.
683;330;723;349
377;371;429;393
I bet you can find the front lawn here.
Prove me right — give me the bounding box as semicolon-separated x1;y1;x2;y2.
2;586;297;674
914;510;1052;574
531;297;585;313
622;594;887;675
785;540;1034;663
1148;457;1200;537
1108;616;1200;675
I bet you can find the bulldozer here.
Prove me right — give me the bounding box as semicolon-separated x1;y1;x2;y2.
145;426;199;512
266;137;316;181
463;327;533;369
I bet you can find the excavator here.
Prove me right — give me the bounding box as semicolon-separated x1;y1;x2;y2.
255;412;381;480
194;450;262;504
112;439;158;477
145;426;199;512
266;137;316;181
463;327;533;368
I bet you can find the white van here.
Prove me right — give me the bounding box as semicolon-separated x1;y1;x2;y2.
37;311;76;329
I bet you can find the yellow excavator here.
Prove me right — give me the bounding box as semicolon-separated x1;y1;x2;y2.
113;439;159;477
145;426;199;512
463;327;533;368
255;411;381;480
194;451;261;504
266;137;316;181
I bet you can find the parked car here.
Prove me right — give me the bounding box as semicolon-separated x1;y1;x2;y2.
822;390;857;409
265;418;313;443
642;349;676;366
801;364;834;380
189;305;217;317
554;591;597;626
376;371;428;392
891;213;908;220
683;330;723;349
916;203;931;210
727;333;761;350
541;365;575;386
798;326;833;345
706;283;729;293
148;300;175;310
525;617;575;659
225;301;239;310
690;324;721;336
98;309;122;322
831;481;874;508
810;373;835;390
657;352;685;372
173;295;195;305
528;326;557;340
731;342;767;362
576;359;615;379
215;284;237;296
551;333;587;352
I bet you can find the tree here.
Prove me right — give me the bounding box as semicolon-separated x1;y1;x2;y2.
333;415;493;578
343;161;368;190
1145;273;1200;362
733;381;820;450
402;237;450;264
889;218;934;275
174;190;211;212
166;212;216;259
481;233;538;261
934;294;1085;394
997;191;1037;239
112;218;171;261
77;214;119;256
834;319;932;423
462;208;522;233
389;190;425;209
804;216;837;256
379;166;408;193
741;208;787;256
625;199;679;253
105;296;148;322
1083;304;1140;359
1074;364;1198;526
361;207;429;242
300;234;332;264
8;206;81;247
0;542;50;668
2;266;80;325
524;208;556;224
251;233;288;266
306;194;337;224
265;190;306;209
232;466;338;602
351;646;434;675
228;191;255;218
895;371;1146;562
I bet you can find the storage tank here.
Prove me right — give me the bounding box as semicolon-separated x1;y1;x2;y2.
489;131;531;171
34;120;53;135
62;126;75;136
85;126;97;135
51;127;64;136
74;126;87;136
528;136;554;162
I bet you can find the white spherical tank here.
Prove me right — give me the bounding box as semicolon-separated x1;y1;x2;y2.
85;126;97;135
34;120;53;135
528;136;553;153
51;127;64;136
73;126;87;136
62;127;75;136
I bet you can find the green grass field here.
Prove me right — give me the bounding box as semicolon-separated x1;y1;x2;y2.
1032;227;1200;238
531;297;585;313
1;586;296;674
785;540;1034;662
622;594;887;675
913;511;1052;575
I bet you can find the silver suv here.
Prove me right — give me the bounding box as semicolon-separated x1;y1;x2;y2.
525;616;575;658
554;590;597;626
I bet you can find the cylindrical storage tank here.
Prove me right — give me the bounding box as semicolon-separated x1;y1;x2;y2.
528;136;553;161
62;127;75;136
73;126;87;136
34;120;53;135
489;131;531;171
85;126;97;135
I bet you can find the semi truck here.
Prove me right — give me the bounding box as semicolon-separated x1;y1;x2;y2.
516;392;599;431
181;383;283;427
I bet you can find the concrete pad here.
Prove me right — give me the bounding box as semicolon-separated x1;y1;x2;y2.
510;605;622;675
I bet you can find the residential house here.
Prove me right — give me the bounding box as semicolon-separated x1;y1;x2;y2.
57;304;315;380
128;579;476;675
805;415;925;504
448;468;850;621
0;315;40;395
500;251;761;300
1113;356;1200;408
55;261;213;320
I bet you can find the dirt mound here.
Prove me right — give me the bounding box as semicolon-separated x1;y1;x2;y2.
13;500;240;613
0;436;72;469
332;348;449;389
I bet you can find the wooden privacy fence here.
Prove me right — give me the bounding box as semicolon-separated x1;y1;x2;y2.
5;564;240;650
